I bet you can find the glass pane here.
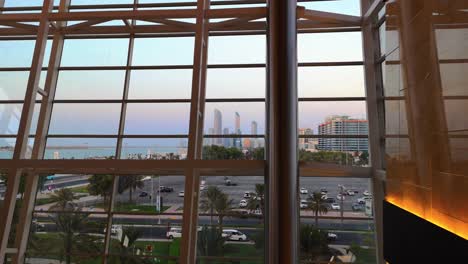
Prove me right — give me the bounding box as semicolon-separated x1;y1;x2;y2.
0;104;22;135
49;103;121;134
300;139;369;166
124;103;190;135
0;40;34;68
132;37;195;66
55;70;126;99
0;138;15;159
208;35;266;64
298;32;363;62
44;138;117;159
113;175;185;214
299;176;376;263
0;71;29;100
206;68;266;99
120;138;188;160
298;0;361;16
298;66;365;98
34;174;112;212
129;69;192;99
61;39;129;66
196;175;265;263
4;0;60;7
299;101;368;135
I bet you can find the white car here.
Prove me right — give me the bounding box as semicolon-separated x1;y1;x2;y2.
104;225;122;235
327;232;338;240
300;199;308;209
166;227;182;239
357;196;372;204
243;192;252;199
363;190;372;196
200;184;206;191
178;191;185;197
222;229;247;241
239;199;248;208
331;203;340;210
336;194;345;201
321;194;328;200
300;188;308;194
347;190;356;196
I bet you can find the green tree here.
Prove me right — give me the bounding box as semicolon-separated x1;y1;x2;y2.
200;186;223;226
300;224;330;261
202;145;244;160
118;175;145;203
88;174;113;203
214;192;234;228
307;192;328;227
0;173;48;198
247;184;265;221
108;227;151;264
49;188;78;210
197;225;227;262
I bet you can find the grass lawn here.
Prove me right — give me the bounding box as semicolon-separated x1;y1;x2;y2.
35;197;56;206
70;185;90;193
113;203;170;213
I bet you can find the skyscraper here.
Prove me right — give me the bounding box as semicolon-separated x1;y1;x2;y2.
299;128;314;150
234;112;242;148
223;127;231;147
214;109;222;145
251;121;258;148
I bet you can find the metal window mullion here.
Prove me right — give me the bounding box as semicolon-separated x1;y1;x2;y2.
0;0;54;262
12;1;72;262
180;0;210;263
361;0;386;263
102;1;138;262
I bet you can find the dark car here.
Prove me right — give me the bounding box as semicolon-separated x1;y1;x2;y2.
352;203;364;211
325;197;336;203
139;191;149;197
159;186;174;192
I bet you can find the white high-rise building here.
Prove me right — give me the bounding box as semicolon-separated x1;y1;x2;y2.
317;115;368;152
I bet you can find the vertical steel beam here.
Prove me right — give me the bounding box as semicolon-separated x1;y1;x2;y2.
361;0;385;263
102;1;138;262
180;0;210;263
0;0;54;262
12;0;72;262
266;0;298;263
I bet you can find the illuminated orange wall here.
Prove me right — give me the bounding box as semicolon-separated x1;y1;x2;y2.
384;0;468;239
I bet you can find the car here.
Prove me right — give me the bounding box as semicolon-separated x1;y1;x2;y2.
357;196;372;204
225;179;238;186
139;191;149;197
200;184;206;191
104;225;122;235
239;199;248;208
243;192;252;199
324;197;336;203
32;220;45;232
321;194;328;200
300;188;308;194
347;190;356;196
46;175;55;181
331;203;340;210
363;190;372;196
336;194;345;201
327;232;338;241
222;229;247;241
300;199;308;209
159;186;174;192
166;227;182;239
178;191;185;197
320;187;327;193
352;203;364;211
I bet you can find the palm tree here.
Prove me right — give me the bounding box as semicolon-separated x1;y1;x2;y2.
119;175;145;203
214;192;234;228
49;207;101;264
307;192;328;227
88;174;113;204
197;225;227;262
108;227;151;264
200;186;223;226
247;184;265;221
49;188;78;210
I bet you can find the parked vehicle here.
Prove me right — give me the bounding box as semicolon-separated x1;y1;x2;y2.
352;203;364;211
104;225;122;235
347;190;356;196
243;192;252;199
159;186;174;192
327;232;338;241
139;191;149;197
363;190;372;196
225;179;238;186
357;196;372;204
300;199;308;209
178;191;185;197
325;197;336;203
320;187;327;193
331;203;340;210
222;229;247;241
300;187;308;194
239;199;248;208
166;227;182;239
336;194;345;201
